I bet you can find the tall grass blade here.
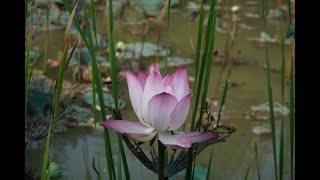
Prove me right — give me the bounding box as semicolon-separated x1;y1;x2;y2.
243;153;254;180
63;1;118;179
191;0;217;131
253;140;261;180
25;33;32;122
40;3;77;179
289;43;295;180
163;0;172;75
107;0;118;111
98;155;103;180
195;9;217;131
85;4;117;179
206;146;214;180
90;0;98;47
117;146;122;180
86;3;98;129
194;2;205;87
117;134;130;180
186;1;217;179
287;0;292;26
216;66;232;127
279;33;286;180
244;140;260;180
261;0;278;179
106;0;131;179
25;0;28;30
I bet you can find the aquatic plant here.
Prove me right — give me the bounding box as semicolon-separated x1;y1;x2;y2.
101;64;235;178
102;64;216;148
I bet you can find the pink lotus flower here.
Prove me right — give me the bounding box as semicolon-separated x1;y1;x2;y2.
100;64;216;148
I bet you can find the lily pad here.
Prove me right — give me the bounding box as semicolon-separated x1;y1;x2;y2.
82;92;125;109
119;42;170;60
250;102;289;120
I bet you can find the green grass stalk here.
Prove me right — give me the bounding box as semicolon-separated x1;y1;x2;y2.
261;0;278;179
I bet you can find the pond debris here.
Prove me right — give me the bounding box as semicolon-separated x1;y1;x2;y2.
250;102;290;120
118;42;170;60
252;122;271;135
244;12;260;19
245;0;259;6
247;32;291;45
266;8;283;19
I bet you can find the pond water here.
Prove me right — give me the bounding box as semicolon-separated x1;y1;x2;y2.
26;0;295;179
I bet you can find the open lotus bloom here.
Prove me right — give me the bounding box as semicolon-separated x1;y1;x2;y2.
101;64;217;148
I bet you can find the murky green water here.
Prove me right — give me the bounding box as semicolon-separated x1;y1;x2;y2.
27;1;294;179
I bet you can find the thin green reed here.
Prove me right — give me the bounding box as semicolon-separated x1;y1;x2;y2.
86;4;120;180
243;154;254;180
191;0;216;131
106;0;118;111
190;1;205;131
163;0;172;75
195;8;217;132
205;145;214;180
279;33;286;180
253;140;261;180
25;33;32;122
181;0;195;54
117;146;123;180
216;66;232;127
193;1;205;94
244;140;259;180
287;0;292;26
25;0;28;30
41;5;77;179
90;0;98;47
289;45;294;180
106;0;131;179
98;155;103;180
63;1;116;179
206;65;232;180
261;0;278;179
87;1;98;128
186;1;217;179
205;65;232;180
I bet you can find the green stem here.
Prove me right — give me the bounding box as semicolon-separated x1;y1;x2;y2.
158;140;168;180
